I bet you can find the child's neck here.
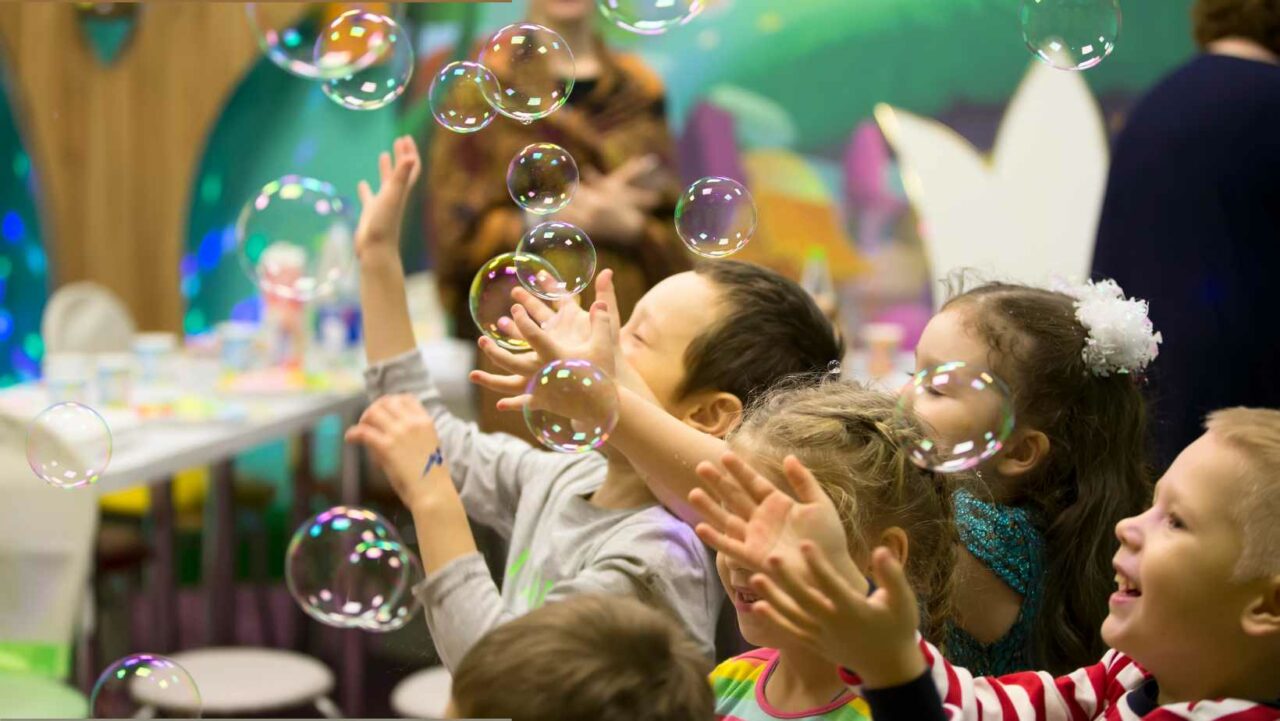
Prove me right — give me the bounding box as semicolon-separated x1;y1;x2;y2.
590;451;658;510
1154;656;1280;707
764;646;850;715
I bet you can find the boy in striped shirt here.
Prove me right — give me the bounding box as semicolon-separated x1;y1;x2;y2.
700;408;1280;721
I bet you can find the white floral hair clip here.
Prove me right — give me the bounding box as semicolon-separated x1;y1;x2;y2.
1052;278;1162;378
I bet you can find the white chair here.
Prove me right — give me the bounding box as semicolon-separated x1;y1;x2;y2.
41;281;137;355
390;665;452;719
0;410;96;711
132;647;341;718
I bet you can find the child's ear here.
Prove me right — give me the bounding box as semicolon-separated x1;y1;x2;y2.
877;526;910;568
995;428;1051;478
1241;575;1280;638
680;392;743;439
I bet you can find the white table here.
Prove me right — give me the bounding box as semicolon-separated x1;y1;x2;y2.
0;339;476;715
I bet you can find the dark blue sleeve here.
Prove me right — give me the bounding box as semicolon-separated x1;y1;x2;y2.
863;670;948;721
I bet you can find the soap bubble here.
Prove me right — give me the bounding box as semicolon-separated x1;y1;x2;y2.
675;176;757;258
596;0;704;35
428;60;500;133
895;362;1016;473
246;3;389;79
91;653;201;718
236;175;355;302
1020;0;1120;71
516;222;596;300
524;359;619;454
286;506;412;628
507;143;578;214
479;23;575;123
320;10;414;111
470;252;561;352
27;402;111;489
360;549;424;633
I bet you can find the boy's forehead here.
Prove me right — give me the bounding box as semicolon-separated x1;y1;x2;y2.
642;273;723;320
1160;433;1250;517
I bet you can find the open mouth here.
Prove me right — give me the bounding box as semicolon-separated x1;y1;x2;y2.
1114;572;1142;598
733;588;761;606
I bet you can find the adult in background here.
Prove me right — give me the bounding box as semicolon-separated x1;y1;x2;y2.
1092;0;1280;469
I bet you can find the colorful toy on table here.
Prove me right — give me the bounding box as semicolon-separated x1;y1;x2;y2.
216;364;362;395
134;394;248;423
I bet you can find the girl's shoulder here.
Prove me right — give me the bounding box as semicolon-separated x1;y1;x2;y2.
953;489;1045;596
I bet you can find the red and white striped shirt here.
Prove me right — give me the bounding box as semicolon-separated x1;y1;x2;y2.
840;639;1280;721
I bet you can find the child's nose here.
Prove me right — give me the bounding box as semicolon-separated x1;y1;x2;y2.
1115;513;1142;548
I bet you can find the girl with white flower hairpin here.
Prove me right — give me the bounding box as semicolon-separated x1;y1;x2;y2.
912;272;1162;677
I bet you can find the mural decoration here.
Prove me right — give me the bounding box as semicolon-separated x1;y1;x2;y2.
0;60;48;386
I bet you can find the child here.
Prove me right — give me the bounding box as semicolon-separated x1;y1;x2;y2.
445;594;714;721
480;273;1160;674
700;381;956;720
345;137;843;669
915;277;1158;673
700;408;1280;721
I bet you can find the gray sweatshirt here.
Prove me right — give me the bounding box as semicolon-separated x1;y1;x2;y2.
364;349;723;670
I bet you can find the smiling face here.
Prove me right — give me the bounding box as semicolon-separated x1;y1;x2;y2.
1102;431;1260;687
619;271;724;412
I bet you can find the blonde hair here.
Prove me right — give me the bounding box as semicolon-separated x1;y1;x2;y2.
729;379;958;638
451;594;713;721
1204;407;1280;580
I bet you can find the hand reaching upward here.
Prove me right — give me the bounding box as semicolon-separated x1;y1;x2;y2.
355;135;421;262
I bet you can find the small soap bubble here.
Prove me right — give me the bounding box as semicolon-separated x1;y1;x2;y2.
516;222;596;301
428;60;500;134
247;2;388;79
479;23;575;123
524;359;620;454
320;10;414;111
236;175;355;302
507;143;578;215
675;177;757;258
286;506;412;628
1020;0;1120;71
895;361;1016;473
27;402;111;489
91;653;201;718
361;549;424;633
596;0;704;35
470;252;562;352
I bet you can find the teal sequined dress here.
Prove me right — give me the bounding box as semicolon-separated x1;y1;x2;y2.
944;489;1046;676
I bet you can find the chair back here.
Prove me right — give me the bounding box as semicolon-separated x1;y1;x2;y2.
42;281;136;354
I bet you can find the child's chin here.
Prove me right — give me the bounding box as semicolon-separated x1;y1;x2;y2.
1099;614;1128;652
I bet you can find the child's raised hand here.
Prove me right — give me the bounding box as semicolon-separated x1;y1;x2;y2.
355;135;421;262
750;545;927;689
344;394;444;510
689;453;855;583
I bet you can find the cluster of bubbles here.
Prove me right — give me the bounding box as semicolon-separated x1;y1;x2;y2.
26;401;112;489
247;5;414;111
91;653;202;718
285;505;424;632
428;23;576;134
894;362;1017;473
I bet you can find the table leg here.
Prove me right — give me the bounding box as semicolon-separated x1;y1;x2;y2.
338;407;364;717
292;430;316;653
207;459;236;645
151;478;178;652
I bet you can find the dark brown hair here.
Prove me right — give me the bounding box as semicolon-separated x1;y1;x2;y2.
679;260;844;408
1193;0;1280;54
731;380;958;639
942;279;1152;674
451;594;714;721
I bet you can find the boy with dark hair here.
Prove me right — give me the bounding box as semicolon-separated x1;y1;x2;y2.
345;137;842;668
446;594;714;721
